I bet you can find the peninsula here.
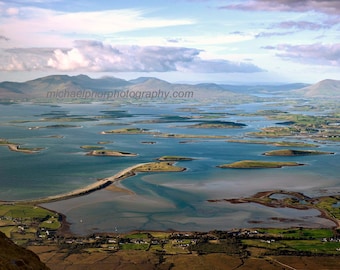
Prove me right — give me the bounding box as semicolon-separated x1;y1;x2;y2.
208;190;340;228
0;139;44;154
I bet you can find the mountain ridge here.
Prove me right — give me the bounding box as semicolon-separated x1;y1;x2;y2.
0;74;338;100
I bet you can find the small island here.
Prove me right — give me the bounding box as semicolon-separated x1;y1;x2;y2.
217;160;304;169
101;128;158;135
186;121;246;129
80;145;105;150
263;149;334;156
134;162;186;172
157;156;194;161
86;150;137;157
158;133;230;139
97;141;113;144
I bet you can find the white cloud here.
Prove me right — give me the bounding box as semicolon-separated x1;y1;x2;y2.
220;0;340;15
0;4;194;47
0;41;264;73
263;43;340;66
6;7;19;16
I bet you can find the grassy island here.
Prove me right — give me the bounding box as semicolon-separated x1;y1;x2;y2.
141;141;156;144
97;141;112;144
86;150;137;157
158;133;230;139
101;128;158;135
157;156;194;161
186;121;246;129
263;149;334;156
134;162;186;172
218;160;303;169
80;145;105;150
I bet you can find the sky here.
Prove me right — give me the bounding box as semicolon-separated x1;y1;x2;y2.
0;0;339;84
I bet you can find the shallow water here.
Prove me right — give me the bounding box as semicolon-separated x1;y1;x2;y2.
1;102;339;234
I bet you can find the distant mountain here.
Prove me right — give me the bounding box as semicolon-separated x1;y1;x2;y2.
293;79;340;97
0;74;247;101
2;74;335;101
0;75;131;99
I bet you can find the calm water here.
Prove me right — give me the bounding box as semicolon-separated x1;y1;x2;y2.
0;102;339;234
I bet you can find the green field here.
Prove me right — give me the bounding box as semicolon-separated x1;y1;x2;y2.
257;228;334;239
125;233;150;239
119;243;149;250
0;204;56;219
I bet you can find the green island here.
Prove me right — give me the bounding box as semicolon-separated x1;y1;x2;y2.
97;141;113;144
40;135;64;138
263;149;335;156
133;162;186;172
86;149;137;157
157;156;194;161
218;160;304;169
157;133;230;139
101;127;158;135
80;145;105;150
227;139;318;147
185;121;246;129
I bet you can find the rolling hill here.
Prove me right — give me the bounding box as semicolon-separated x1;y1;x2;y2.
293;79;340;97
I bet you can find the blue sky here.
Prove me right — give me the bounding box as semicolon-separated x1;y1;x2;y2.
0;0;339;83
